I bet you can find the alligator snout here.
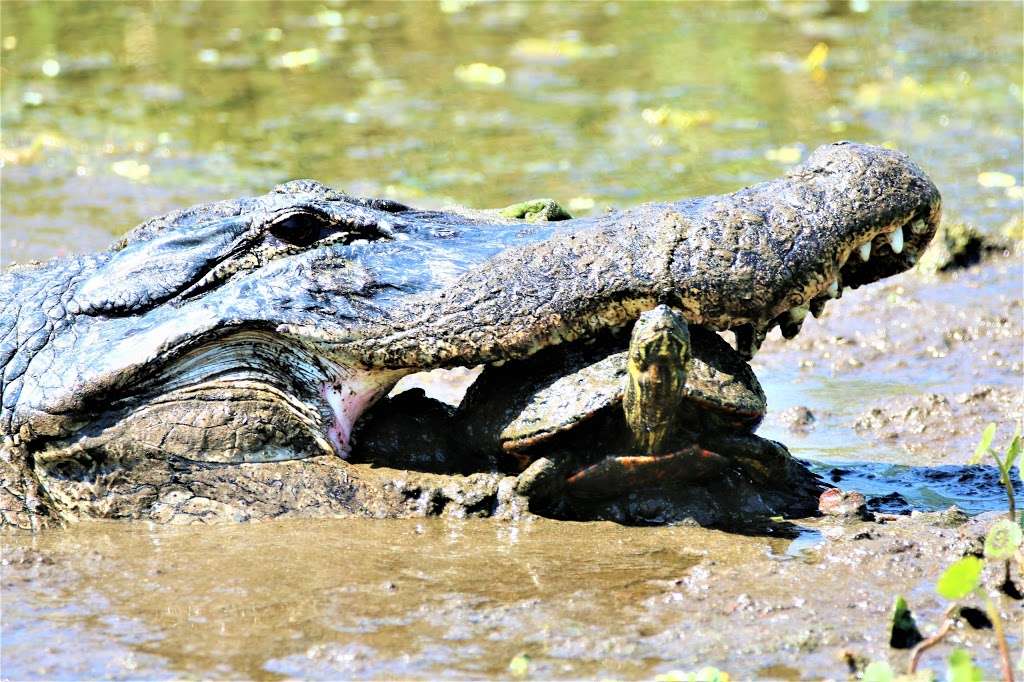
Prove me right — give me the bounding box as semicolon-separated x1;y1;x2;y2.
679;141;942;358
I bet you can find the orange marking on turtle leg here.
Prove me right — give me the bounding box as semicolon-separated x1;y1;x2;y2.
565;445;729;497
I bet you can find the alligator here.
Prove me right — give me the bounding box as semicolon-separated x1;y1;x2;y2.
0;142;940;529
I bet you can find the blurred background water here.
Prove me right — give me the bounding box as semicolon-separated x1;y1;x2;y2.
2;0;1021;264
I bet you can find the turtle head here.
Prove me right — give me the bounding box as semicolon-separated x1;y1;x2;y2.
622;305;692;454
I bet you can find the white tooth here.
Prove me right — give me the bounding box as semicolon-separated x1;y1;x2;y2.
826;280;839;298
789;305;809;323
734;324;768;359
887;227;904;254
858;242;871;261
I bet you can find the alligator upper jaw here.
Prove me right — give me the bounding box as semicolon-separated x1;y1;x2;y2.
728;202;940;360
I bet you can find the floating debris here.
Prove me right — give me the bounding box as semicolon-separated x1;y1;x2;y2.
765;146;803;164
453;62;505;85
196;48;220;65
977;171;1016;188
110;159;150;181
271;47;323;70
803;41;828;82
568;196;595;212
641;107;714;130
511;36;617;62
41;58;60;77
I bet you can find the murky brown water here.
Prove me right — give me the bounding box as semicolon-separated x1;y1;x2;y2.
5;518;710;679
4;513;1020;679
1;1;1022;679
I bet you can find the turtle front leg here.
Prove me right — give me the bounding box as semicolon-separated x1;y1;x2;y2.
565;446;730;497
699;432;791;485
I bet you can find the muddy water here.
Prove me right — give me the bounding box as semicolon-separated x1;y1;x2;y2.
1;1;1022;679
3;514;1019;680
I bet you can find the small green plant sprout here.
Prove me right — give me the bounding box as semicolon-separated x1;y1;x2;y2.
947;648;985;682
935;557;984;601
507;653;530;678
891;423;1023;681
890;595;924;649
970;422;1023;594
860;659;932;682
986;519;1023;562
861;660;896;682
969;422;1021;525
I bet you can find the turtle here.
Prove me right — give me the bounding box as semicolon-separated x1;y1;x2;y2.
454;305;795;502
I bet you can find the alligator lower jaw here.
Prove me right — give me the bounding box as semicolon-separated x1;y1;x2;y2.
112;331;411;463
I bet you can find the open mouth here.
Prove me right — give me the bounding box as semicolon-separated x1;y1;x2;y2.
730;208;939;359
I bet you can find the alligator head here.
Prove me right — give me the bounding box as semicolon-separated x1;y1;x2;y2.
0;142;939;527
337;141;941;366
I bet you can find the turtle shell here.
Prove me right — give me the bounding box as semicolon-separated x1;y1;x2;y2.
457;326;765;454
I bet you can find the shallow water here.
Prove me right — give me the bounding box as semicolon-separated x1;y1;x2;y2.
3;514;1015;681
1;1;1022;679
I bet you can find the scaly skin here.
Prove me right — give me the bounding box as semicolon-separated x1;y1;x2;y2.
0;143;940;527
622;305;693;454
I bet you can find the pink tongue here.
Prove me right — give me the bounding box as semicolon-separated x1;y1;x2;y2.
320;370;402;458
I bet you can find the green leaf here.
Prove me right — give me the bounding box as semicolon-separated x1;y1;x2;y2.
984;518;1023;560
508;653;530;678
1004;431;1021;471
694;668;729;682
946;648;983;682
889;595;923;648
862;660;895;682
936;556;984;600
969;423;997;464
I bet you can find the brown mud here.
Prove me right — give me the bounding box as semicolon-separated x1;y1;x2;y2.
755;248;1022;468
2;511;1019;680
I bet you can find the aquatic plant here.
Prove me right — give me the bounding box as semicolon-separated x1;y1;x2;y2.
873;423;1022;681
969;423;1020;525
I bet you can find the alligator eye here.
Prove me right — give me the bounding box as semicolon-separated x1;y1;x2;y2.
268;212;327;247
